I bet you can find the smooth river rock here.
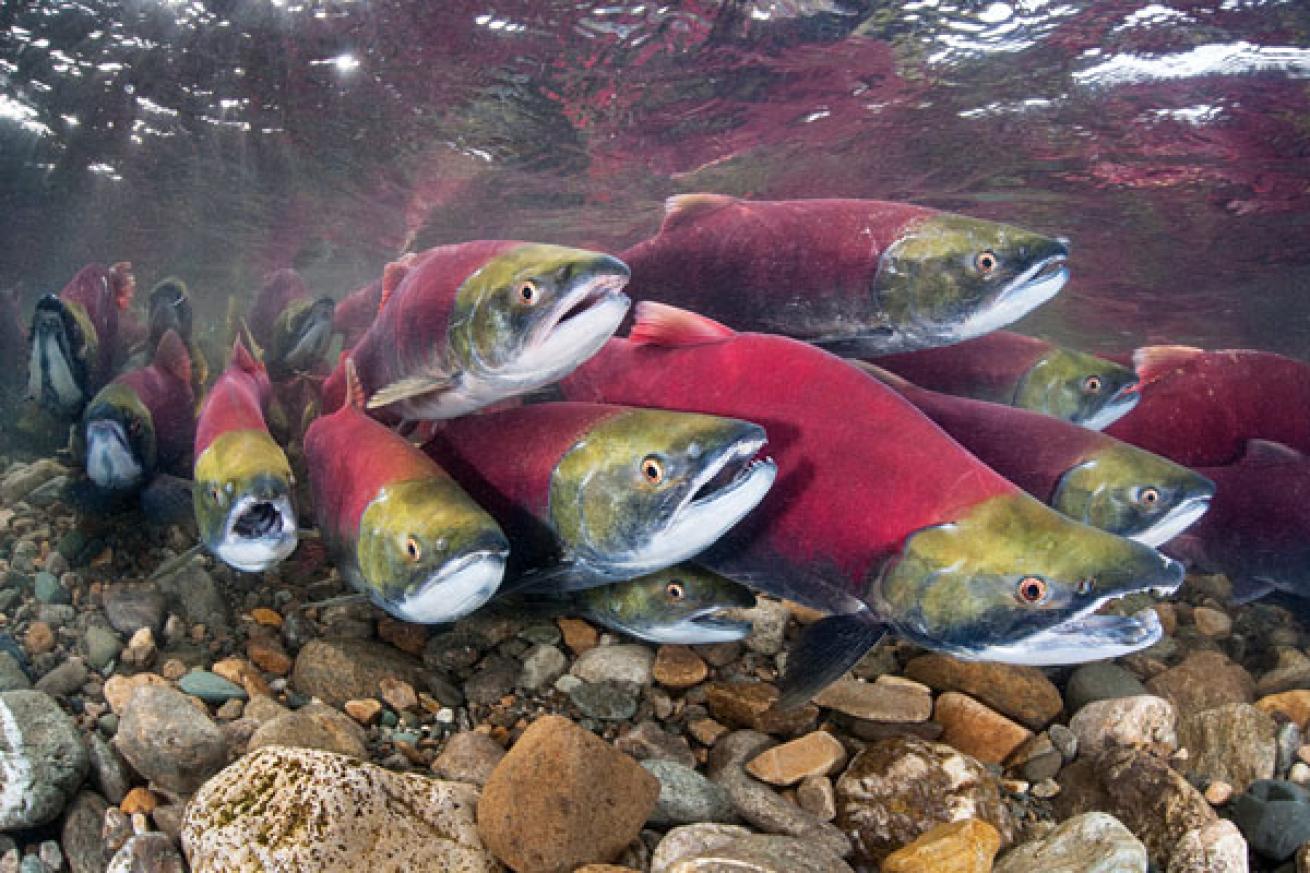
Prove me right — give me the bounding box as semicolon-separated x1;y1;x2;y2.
993;812;1147;873
182;745;498;872
0;689;89;829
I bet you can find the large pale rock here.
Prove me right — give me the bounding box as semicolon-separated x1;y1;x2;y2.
904;655;1061;729
477;714;659;873
1069;695;1178;757
291;638;428;708
664;835;852;873
651;824;753;873
881;819;1001;873
1055;748;1217;867
1166;820;1248;873
571;645;655;686
181;746;498;872
835;736;1014;865
993;812;1147;873
114;685;227;795
0;689;90;829
1176;704;1276;793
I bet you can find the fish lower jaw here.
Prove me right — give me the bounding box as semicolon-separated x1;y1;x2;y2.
501;290;631;387
1077;392;1141;431
618;615;754;645
378;551;506;624
949;607;1163;666
215;496;299;573
612;456;778;578
1130;498;1212;548
213;536;298;574
949;262;1069;344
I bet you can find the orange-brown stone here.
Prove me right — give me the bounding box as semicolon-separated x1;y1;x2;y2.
934;692;1033;765
557;618;599;655
652;645;709;690
1256;690;1310;729
477;715;658;873
905;655;1062;729
246;637;292;676
249;607;283;628
705;681;819;736
881;818;1002;873
745;730;848;786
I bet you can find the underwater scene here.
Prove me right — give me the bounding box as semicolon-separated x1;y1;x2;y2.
2;0;1310;871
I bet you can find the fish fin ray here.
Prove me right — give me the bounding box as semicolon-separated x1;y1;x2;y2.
776;611;885;709
343;358;367;410
1132;345;1204;384
1230;576;1278;606
847;358;912;393
378;255;413;314
152;330;193;385
1243;439;1304;465
366;369;452;409
630;302;736;347
230;336;264;376
661;193;738;233
110;262;135;311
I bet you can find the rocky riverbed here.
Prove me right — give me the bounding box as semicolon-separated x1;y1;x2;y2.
1;456;1309;873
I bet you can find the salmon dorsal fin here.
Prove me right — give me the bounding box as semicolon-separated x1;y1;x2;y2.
153;329;192;384
629;302;736;347
344;357;367;410
1243;439;1304;465
378;253;418;314
109;262;135;311
230;336;264;376
1132;345;1204;383
660;193;738;233
848;359;912;394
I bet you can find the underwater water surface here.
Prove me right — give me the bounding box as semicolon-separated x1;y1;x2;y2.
0;0;1307;356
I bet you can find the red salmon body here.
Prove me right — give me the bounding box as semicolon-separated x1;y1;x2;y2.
111;331;196;472
60;262;140;384
304;379;451;543
195;342;273;457
333;277;383;349
556;308;1017;606
1107;346;1310;466
875;331;1054;404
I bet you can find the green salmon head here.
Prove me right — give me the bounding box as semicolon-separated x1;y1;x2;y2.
580;564;757;644
27;294;91;416
82;382;155;491
1014;347;1140;429
1051;446;1215;547
550;409;776;581
271;296;336;377
871;492;1183;665
450;244;630;392
870;214;1069;351
148;278;193;349
356;476;509;624
193;429;298;573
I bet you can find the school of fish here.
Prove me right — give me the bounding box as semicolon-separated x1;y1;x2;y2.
14;191;1308;706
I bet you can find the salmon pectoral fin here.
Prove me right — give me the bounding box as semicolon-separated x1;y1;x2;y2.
366;370;453;410
775;610;885;710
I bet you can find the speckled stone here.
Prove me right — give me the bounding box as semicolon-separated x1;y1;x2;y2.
247;702;368;759
181;746;499;872
1177;703;1276;793
1166;820;1248;873
290;638;428;708
1144;651;1254;715
114;685;228;795
650;824;754;873
664;835;853;873
0;690;90;829
1068;695;1178;757
431;731;505;787
643;759;737;825
993;811;1147;873
834;736;1014;865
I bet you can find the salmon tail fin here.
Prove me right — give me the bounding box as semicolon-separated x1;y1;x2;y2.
629;301;736;347
776;610;885;710
344;357;367;410
661;193;737;233
153;329;193;384
378;253;418;314
1132;345;1204;385
847;359;913;394
230;336;264;376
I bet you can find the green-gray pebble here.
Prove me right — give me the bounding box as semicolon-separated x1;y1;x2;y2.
178;671;247;704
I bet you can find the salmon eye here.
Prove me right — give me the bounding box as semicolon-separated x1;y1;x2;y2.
405;536;421;562
975;250;998;274
641;455;666;485
517;281;539;305
208;485;222;505
1016;576;1049;605
665;581;685;601
1083;375;1103;394
1139;487;1160;506
1076;577;1097;596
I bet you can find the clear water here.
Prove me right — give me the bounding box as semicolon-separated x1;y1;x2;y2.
2;0;1309;357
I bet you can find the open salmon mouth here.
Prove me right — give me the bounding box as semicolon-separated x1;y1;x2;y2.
551;275;629;330
233;500;286;539
686;436;774;509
